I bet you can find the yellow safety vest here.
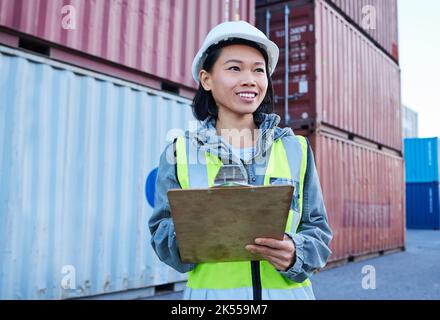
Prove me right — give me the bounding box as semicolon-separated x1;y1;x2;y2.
175;134;314;300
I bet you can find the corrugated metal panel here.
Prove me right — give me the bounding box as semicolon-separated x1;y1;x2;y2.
255;0;402;151
0;45;196;299
0;0;255;90
402;105;418;138
308;130;405;262
404;138;440;183
256;4;317;130
406;183;440;230
315;0;401;151
327;0;399;61
255;0;398;61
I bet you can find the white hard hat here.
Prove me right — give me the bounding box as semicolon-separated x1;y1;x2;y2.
191;20;279;85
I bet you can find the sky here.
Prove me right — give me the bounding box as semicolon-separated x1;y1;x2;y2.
398;0;440;138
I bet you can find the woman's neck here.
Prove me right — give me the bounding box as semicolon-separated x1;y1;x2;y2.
215;110;258;149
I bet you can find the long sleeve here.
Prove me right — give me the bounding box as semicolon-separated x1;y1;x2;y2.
280;138;333;282
148;142;196;273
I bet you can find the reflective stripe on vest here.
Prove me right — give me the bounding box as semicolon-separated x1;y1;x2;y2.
175;135;311;291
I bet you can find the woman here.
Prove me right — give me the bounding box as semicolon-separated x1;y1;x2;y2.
149;21;332;300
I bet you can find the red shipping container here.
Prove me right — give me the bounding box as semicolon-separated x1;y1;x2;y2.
327;0;399;61
304;128;405;263
256;0;402;152
0;0;255;92
256;0;399;62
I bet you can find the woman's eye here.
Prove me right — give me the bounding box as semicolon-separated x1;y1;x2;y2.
228;66;240;71
256;68;265;73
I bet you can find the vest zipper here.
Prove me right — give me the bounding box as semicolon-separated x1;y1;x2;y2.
251;261;262;300
241;159;263;301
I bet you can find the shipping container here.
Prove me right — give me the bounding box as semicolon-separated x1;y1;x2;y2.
402;105;418;138
404;138;440;183
256;0;399;62
406;183;440;230
0;0;255;93
0;44;197;299
304;128;405;263
256;0;402;152
325;0;398;61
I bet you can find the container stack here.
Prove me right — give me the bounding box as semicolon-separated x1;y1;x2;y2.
0;0;254;98
0;0;405;298
0;0;256;299
255;0;405;265
404;138;440;230
0;46;195;300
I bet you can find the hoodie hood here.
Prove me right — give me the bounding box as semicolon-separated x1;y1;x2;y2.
185;113;295;165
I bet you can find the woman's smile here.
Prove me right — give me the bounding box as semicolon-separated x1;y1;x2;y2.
236;91;258;104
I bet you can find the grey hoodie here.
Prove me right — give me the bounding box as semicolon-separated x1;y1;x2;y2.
149;113;333;283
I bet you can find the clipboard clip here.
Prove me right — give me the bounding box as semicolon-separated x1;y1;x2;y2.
213;164;251;187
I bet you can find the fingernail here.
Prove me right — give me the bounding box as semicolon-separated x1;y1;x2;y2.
255;239;261;244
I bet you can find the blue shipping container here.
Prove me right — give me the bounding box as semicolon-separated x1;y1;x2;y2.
404;138;440;183
406;183;440;230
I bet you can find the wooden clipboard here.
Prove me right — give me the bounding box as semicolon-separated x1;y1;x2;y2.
167;184;294;263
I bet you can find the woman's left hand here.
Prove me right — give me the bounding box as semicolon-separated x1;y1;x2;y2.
245;235;296;271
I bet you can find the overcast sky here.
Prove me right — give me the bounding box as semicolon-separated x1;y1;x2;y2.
399;0;440;138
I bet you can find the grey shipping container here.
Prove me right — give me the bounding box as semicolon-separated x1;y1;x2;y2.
0;44;197;299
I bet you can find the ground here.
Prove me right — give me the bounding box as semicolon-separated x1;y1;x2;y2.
143;230;440;300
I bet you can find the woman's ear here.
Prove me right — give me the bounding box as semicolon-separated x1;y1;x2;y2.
199;70;212;91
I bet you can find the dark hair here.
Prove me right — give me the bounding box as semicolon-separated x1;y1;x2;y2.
191;38;275;122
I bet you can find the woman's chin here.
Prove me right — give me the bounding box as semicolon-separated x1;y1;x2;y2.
230;105;259;115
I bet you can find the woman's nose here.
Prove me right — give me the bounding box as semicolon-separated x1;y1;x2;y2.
239;71;258;86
